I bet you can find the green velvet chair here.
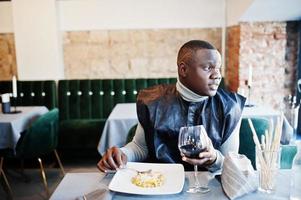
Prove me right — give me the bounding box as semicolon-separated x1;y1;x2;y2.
0;157;13;199
239;117;298;170
239;117;270;169
5;108;65;197
280;144;298;169
126;124;138;143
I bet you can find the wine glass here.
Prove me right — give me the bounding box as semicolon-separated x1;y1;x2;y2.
178;125;210;193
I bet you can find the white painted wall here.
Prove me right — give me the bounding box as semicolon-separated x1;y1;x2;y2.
58;0;224;31
0;2;13;33
1;0;301;80
1;1;225;33
240;0;301;22
11;0;64;80
226;0;254;26
1;0;225;80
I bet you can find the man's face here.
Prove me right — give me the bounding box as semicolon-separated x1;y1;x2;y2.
179;49;222;96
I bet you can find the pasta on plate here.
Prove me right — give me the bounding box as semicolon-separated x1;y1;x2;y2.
131;171;165;188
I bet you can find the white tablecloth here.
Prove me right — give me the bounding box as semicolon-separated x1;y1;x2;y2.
0;106;49;150
97;103;292;155
98;103;137;155
50;168;301;200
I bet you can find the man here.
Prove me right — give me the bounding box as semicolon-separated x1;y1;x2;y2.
97;40;245;172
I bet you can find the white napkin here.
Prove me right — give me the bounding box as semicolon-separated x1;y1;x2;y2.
221;152;258;200
77;188;114;200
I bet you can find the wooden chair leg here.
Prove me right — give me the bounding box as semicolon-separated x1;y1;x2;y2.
1;157;13;198
37;158;49;198
54;150;65;176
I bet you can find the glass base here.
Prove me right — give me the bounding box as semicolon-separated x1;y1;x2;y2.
187;186;210;194
258;187;275;194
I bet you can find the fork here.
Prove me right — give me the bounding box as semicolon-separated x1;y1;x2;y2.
125;167;152;174
104;166;152;174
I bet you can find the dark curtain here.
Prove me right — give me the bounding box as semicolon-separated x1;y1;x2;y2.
296;21;301;139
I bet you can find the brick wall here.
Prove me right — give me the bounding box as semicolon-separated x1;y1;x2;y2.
225;25;240;92
63;28;222;79
0;33;17;80
241;22;287;109
226;22;296;110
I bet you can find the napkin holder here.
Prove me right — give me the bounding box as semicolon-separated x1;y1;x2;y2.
221;152;258;200
1;93;21;114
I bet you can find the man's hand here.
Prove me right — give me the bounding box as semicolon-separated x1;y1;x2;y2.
181;137;217;167
97;146;128;172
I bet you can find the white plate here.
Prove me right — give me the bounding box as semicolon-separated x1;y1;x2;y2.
108;162;185;195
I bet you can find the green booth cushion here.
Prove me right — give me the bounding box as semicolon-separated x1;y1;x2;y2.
59;119;106;150
57;78;176;156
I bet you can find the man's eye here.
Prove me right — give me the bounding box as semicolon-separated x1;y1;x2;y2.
203;66;210;71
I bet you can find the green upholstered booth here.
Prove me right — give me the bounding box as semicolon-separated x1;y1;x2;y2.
57;78;176;157
0;80;57;109
239;117;270;169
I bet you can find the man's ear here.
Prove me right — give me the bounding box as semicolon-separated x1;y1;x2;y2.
178;62;188;78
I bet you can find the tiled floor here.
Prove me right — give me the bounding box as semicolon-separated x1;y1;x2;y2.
0;157;100;200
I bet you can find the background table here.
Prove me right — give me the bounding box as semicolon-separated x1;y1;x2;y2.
98;103;137;155
97;103;292;155
0;106;49;150
50;168;301;200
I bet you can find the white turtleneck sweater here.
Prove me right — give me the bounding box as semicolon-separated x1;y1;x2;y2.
121;81;241;172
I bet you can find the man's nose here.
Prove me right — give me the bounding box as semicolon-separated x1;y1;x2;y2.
211;69;221;79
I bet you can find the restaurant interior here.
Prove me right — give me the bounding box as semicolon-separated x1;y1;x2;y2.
0;0;301;199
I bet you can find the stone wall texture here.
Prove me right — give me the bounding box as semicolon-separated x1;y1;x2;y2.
63;28;222;79
0;33;17;80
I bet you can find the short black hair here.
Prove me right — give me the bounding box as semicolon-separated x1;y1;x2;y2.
177;40;216;66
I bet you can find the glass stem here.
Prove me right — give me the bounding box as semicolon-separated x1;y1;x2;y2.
194;165;200;188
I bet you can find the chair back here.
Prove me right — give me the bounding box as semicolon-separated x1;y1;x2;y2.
16;108;59;158
280;145;298;169
239;117;270;169
126;124;138;143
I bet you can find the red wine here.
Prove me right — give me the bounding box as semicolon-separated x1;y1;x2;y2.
179;144;206;158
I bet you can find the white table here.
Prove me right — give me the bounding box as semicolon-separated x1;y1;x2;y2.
50;169;301;200
0;106;49;150
97;103;292;155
